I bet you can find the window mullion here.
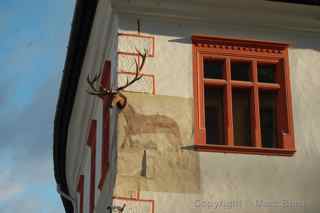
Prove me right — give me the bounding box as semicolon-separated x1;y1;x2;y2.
252;61;262;148
225;58;234;146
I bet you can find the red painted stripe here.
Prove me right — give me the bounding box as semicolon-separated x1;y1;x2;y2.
99;60;111;190
77;175;84;213
98;105;110;190
101;60;111;89
87;120;97;213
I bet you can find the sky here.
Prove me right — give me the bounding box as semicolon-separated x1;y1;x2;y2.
0;0;75;212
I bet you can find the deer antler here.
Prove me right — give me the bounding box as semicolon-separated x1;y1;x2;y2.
86;71;110;97
117;48;147;91
86;48;148;109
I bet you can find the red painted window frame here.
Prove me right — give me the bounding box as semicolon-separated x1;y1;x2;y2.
192;35;295;156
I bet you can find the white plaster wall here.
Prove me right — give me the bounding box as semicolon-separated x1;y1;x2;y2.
76;147;91;213
95;14;120;212
65;0;119;212
83;150;90;213
116;10;320;213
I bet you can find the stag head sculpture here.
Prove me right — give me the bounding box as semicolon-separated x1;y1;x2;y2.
86;49;147;109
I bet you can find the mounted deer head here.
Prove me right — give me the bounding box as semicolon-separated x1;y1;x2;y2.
86;49;147;109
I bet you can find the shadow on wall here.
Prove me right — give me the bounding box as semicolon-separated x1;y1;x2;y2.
114;93;200;197
119;13;320;50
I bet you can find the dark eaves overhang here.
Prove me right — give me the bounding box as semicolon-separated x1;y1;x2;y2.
53;0;98;212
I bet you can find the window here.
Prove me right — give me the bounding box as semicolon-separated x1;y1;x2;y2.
192;35;295;156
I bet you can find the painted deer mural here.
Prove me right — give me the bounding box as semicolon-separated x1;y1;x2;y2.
121;104;182;150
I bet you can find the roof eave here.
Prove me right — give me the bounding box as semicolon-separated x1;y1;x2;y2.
53;0;98;212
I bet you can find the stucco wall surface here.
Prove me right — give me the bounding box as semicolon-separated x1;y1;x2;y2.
113;13;320;213
64;0;119;212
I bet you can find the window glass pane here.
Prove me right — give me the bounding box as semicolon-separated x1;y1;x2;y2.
231;62;251;81
258;64;276;83
204;59;224;79
204;87;225;145
232;89;252;146
259;91;278;148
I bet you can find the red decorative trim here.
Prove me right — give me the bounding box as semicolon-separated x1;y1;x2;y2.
77;175;84;213
225;58;234;146
251;61;262;148
118;52;140;58
192;43;201;144
101;60;111;89
194;144;295;156
192;35;295;156
117;52;143;57
283;49;295;150
192;35;290;62
98;102;110;190
118;33;155;57
98;60;111;190
87;120;97;213
118;71;156;95
192;35;289;53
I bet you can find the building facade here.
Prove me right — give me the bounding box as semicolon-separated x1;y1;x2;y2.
54;0;320;213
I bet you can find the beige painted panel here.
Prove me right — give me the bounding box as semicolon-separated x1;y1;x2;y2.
114;92;200;197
